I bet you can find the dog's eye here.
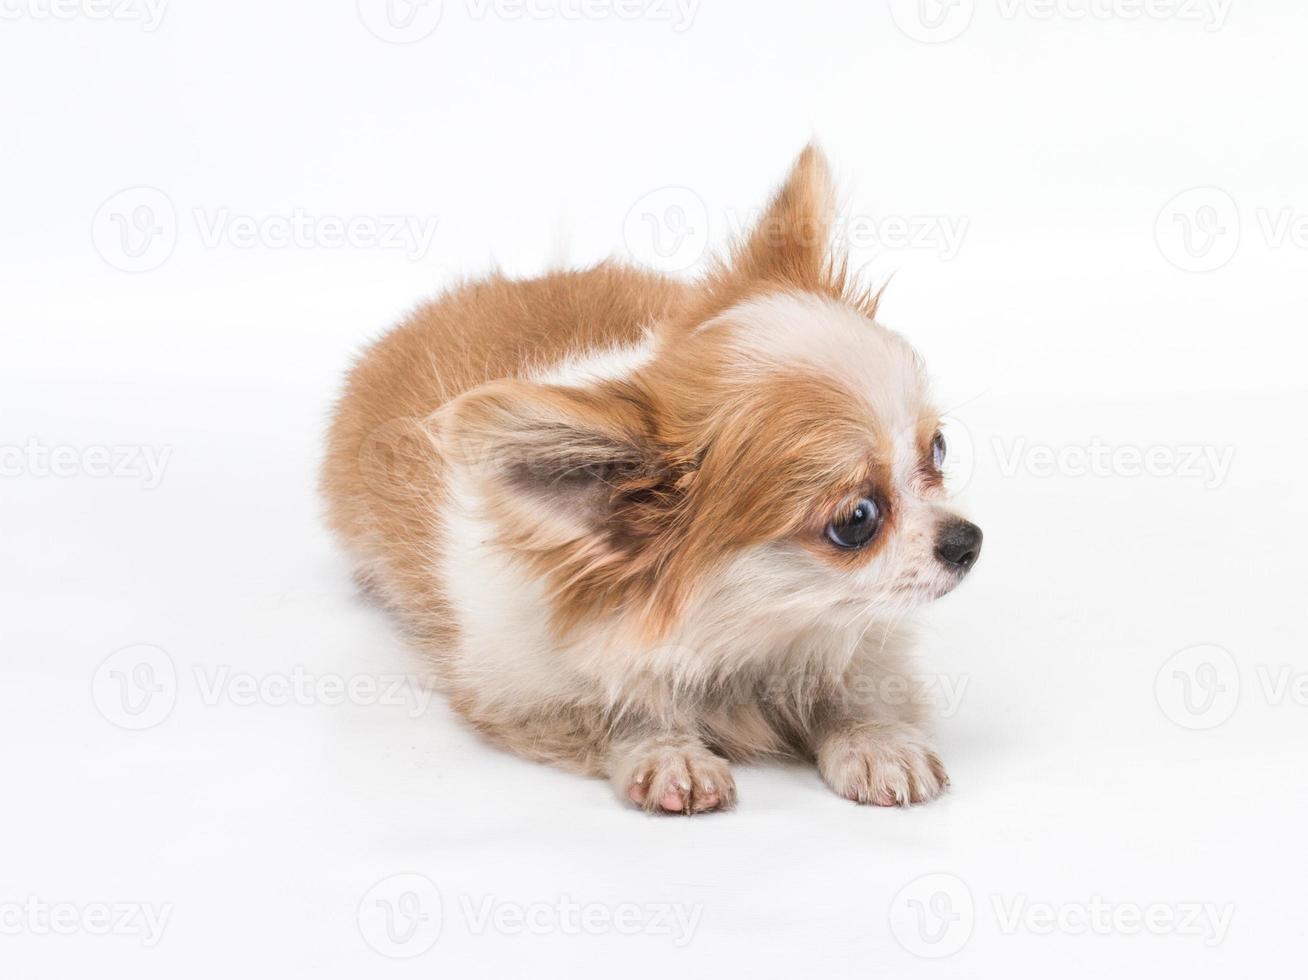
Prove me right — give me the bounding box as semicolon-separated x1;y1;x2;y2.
826;497;882;550
932;430;947;470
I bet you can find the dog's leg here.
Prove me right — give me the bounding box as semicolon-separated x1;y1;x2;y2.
813;719;949;806
806;642;950;806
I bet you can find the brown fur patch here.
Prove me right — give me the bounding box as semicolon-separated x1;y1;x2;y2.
320;264;689;650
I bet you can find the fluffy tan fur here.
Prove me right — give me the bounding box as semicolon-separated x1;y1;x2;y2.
321;146;980;813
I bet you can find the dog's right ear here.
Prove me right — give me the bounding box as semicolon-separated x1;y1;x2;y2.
677;143;872;326
722;143;837;290
436;379;653;541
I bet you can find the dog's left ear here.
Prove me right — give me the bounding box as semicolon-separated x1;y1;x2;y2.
723;143;837;290
436;379;654;540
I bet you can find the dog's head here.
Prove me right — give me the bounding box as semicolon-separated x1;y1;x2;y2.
444;146;981;641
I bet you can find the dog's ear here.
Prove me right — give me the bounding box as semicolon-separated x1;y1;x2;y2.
437;379;652;540
723;143;837;289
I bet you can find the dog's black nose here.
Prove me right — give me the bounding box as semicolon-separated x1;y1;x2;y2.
935;520;983;571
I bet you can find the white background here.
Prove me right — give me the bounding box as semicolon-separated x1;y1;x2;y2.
3;1;1306;976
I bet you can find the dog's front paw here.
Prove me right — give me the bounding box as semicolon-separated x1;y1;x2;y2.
613;741;736;815
817;724;949;807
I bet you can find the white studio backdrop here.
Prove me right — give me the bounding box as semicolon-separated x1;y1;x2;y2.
1;2;1306;977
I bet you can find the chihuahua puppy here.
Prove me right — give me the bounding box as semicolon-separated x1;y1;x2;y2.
322;146;981;814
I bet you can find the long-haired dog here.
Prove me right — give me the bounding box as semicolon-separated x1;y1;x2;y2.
322;146;982;813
